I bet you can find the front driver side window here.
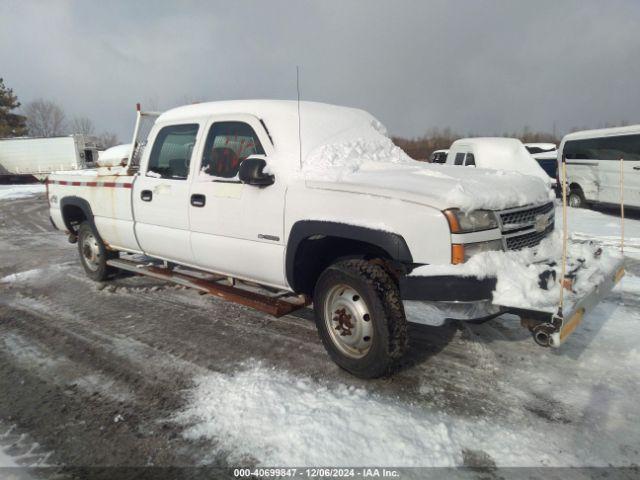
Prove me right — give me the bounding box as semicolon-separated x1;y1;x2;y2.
147;124;199;179
454;152;465;165
200;122;265;179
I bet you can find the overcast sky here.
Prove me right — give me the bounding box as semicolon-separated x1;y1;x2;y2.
1;0;639;142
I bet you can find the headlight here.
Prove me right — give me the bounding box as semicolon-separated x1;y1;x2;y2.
451;239;504;264
444;209;499;233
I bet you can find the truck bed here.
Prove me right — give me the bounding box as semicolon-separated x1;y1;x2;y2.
48;167;139;253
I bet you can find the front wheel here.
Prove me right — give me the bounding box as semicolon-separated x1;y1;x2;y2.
313;259;408;378
77;222;117;281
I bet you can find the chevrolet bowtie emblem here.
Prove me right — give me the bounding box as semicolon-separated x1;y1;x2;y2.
534;214;549;233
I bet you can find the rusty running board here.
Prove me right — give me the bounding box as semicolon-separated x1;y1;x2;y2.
106;258;310;317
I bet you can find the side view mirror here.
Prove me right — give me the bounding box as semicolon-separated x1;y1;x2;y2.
239;156;274;187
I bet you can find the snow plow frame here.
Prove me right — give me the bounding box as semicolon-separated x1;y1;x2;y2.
511;259;625;348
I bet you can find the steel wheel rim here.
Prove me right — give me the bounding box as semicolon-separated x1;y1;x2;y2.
323;284;373;359
81;231;101;271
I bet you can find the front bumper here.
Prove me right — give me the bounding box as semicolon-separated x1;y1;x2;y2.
400;274;495;302
400;248;625;347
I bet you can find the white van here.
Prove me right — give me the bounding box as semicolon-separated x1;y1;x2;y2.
446;137;554;187
559;125;640;208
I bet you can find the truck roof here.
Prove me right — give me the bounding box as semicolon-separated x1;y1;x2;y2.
561;124;640;142
159;100;383;162
450;137;552;182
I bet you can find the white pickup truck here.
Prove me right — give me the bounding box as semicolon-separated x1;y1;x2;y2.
47;100;624;378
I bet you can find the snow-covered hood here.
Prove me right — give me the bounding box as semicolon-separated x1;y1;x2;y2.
302;139;553;211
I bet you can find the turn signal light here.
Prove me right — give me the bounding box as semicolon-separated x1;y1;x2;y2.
443;210;461;233
451;244;465;264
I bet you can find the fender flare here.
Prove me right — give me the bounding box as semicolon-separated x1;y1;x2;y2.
285;220;413;289
59;196;96;233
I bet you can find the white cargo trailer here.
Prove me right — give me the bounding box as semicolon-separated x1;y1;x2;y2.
0;135;99;181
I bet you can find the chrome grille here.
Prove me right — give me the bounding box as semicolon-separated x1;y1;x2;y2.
505;223;555;250
500;202;554;232
498;201;555;251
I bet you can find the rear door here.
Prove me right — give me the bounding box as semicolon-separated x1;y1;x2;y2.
188;115;287;288
133;122;201;264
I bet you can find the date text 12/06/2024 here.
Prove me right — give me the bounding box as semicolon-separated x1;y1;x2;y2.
233;467;401;478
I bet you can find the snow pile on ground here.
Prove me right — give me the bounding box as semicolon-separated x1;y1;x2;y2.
0;265;70;286
0;268;44;284
0;424;49;470
411;231;623;312
176;361;574;467
0;446;18;467
0;184;45;200
563;206;640;258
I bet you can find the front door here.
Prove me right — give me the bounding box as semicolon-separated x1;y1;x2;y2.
188;115;287;288
133;122;200;264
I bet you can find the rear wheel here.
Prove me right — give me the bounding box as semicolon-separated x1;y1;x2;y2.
77;222;117;281
568;188;586;208
313;259;407;378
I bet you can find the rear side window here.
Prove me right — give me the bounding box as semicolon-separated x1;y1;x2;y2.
564;134;640;160
147;124;199;179
454;153;465;165
201;122;265;179
464;153;476;166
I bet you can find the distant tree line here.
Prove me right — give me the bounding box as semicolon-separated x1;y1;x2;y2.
392;121;633;161
0;78;119;149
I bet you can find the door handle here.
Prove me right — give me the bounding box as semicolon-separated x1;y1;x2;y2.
140;190;152;201
633;166;640;170
191;194;206;207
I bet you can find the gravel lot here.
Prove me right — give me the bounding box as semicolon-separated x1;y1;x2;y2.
1;188;639;476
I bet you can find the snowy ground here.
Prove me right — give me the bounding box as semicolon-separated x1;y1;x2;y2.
0;190;638;474
0;184;45;201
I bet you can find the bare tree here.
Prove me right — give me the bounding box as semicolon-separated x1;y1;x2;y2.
24;99;67;137
70;116;95;136
97;132;119;149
